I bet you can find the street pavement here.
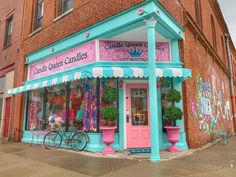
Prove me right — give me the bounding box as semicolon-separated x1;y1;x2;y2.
0;136;236;177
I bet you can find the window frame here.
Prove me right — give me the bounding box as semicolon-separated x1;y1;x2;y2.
4;16;13;48
211;15;217;51
194;0;202;29
34;0;44;31
58;0;74;16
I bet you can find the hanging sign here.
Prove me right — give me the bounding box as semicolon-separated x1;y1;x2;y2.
99;40;170;62
29;41;96;80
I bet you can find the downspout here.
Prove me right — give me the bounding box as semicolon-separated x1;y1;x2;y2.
225;34;236;133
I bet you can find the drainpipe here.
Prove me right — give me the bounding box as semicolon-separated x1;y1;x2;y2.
225;34;236;133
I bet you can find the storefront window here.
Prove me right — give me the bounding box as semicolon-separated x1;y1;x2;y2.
81;78;97;132
27;90;45;130
26;78;118;132
160;78;172;131
69;80;84;131
100;78;118;128
45;84;67;128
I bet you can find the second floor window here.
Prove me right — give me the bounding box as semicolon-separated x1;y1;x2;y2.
194;0;202;28
34;0;44;30
211;15;217;51
59;0;73;15
4;16;13;48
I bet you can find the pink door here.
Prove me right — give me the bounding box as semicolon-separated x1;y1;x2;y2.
126;84;150;148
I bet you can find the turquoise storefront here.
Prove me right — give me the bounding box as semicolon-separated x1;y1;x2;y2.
9;0;191;162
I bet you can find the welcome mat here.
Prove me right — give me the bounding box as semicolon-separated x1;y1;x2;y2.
128;148;151;154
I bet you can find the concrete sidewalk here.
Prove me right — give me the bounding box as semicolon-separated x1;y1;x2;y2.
0;136;236;177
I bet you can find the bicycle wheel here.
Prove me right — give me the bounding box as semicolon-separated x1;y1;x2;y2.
43;131;62;149
71;131;89;151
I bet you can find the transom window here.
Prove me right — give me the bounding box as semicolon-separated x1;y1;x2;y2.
4;16;13;48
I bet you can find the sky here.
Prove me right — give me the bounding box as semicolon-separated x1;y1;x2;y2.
218;0;236;46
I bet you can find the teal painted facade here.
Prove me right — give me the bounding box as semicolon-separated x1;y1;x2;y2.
17;0;191;162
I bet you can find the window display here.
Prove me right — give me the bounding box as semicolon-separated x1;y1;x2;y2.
45;84;67;128
27;90;45;130
26;78;103;132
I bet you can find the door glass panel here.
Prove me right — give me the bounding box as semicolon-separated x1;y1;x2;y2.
131;88;148;126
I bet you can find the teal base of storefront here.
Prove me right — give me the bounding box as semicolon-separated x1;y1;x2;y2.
21;130;188;152
21;131;122;152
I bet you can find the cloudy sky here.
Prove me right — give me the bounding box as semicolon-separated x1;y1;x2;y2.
218;0;236;46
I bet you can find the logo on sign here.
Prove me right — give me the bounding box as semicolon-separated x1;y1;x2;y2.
127;47;143;57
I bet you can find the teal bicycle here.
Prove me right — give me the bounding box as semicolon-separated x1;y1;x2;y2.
43;128;89;151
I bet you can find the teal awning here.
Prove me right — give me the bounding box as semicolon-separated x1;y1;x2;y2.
8;67;191;95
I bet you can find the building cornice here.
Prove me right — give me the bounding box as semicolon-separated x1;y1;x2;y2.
184;11;230;78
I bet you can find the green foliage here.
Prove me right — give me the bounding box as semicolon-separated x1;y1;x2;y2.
102;87;118;102
101;87;119;125
164;89;183;126
160;78;171;88
164;107;183;126
102;106;119;122
166;89;181;103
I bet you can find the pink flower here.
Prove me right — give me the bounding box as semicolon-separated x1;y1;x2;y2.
85;32;89;38
137;8;144;15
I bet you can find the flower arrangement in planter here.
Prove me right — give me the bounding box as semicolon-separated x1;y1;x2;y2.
164;89;183;152
100;87;119;154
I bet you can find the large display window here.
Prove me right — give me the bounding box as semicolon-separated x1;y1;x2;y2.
26;78;118;132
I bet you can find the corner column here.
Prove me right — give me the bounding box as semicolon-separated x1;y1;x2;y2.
146;17;160;162
172;79;188;150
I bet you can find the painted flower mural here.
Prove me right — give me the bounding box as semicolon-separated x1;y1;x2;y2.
191;73;233;133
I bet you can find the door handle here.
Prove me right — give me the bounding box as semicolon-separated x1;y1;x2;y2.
126;114;130;123
126;110;130;123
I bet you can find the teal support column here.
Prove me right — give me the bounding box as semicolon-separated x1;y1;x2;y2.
172;78;188;150
157;79;163;149
171;40;180;62
146;17;160;162
118;79;125;149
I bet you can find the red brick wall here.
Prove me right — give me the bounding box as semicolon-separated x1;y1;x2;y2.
0;0;24;76
181;0;235;147
184;28;234;148
158;0;183;25
21;0;144;56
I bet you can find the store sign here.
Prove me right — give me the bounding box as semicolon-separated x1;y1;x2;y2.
99;40;170;62
29;41;96;80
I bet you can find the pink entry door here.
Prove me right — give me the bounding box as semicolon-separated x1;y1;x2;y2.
126;83;150;148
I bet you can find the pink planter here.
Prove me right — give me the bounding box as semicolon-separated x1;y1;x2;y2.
100;126;117;155
164;126;181;152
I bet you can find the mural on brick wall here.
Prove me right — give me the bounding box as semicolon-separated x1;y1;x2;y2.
191;71;233;133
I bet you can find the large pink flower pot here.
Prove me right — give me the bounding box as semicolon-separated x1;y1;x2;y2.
164;126;181;152
100;126;117;155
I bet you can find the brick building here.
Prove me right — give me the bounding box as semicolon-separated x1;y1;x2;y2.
7;0;236;161
0;1;25;140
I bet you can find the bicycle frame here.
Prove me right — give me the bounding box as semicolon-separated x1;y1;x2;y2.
58;130;75;145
